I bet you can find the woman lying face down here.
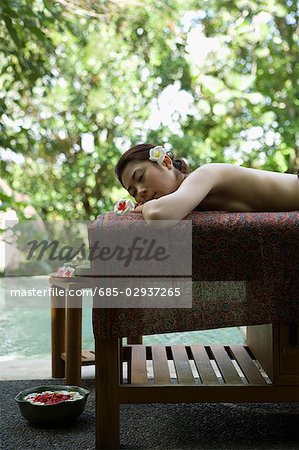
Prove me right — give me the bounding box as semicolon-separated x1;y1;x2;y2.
115;143;299;229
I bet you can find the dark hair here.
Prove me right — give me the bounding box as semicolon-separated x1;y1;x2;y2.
115;143;190;188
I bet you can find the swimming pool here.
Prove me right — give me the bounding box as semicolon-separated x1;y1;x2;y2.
0;277;245;360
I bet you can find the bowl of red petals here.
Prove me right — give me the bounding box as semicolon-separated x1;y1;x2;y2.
15;385;90;425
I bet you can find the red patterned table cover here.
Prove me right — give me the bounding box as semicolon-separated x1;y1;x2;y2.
88;211;299;337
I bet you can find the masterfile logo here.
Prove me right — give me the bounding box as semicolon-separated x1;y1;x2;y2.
3;219;192;309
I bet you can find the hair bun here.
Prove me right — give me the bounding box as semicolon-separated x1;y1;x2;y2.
173;157;190;174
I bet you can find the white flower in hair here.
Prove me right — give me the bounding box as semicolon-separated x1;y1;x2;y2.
149;146;167;166
114;199;135;215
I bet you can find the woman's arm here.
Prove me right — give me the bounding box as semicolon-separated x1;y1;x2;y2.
141;164;223;229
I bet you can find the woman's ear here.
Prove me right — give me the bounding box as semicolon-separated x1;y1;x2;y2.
162;155;173;170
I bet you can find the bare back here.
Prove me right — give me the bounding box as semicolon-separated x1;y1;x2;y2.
200;163;299;212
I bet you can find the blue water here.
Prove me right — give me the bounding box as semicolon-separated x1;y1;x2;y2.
0;277;244;360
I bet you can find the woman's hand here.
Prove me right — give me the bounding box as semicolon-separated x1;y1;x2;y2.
132;203;144;213
132;198;158;214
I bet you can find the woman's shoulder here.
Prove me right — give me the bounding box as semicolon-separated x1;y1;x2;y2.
189;163;239;180
201;162;238;171
177;163;236;202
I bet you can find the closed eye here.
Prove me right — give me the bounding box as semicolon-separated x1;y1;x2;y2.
130;173;143;198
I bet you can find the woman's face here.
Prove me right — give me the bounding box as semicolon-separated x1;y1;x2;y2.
121;157;181;205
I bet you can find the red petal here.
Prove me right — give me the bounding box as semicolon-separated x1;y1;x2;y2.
118;201;127;211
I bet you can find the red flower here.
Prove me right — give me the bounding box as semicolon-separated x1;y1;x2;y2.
32;392;72;405
118;201;127;211
114;199;135;215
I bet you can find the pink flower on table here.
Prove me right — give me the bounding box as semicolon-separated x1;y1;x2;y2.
55;267;66;277
63;267;75;277
114;199;135;215
55;266;75;277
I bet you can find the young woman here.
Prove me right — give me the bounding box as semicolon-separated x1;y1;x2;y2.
115;143;299;228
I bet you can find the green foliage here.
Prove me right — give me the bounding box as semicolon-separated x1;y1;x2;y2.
0;0;298;220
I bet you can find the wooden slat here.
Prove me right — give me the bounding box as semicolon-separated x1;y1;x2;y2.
119;384;299;404
230;345;268;385
151;345;171;384
191;345;218;384
171;345;195;384
210;345;242;384
131;345;148;384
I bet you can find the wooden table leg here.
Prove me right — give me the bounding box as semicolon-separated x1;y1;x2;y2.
51;284;66;378
96;337;120;449
65;285;82;386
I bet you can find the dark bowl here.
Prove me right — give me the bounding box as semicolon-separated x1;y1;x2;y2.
15;385;90;426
